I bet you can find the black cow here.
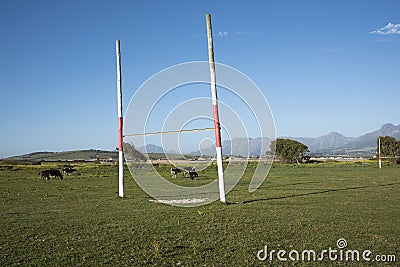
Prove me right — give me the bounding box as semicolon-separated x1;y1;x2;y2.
40;169;63;180
188;171;198;180
170;168;181;178
183;167;198;180
183;167;193;177
62;167;77;175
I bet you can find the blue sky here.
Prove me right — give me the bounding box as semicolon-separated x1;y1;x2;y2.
0;0;399;157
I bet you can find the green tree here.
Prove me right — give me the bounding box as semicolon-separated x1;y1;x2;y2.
270;138;308;163
378;136;398;158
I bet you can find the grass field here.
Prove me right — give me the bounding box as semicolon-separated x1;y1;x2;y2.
0;161;399;266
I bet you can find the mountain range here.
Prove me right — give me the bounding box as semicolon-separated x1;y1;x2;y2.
290;123;400;154
140;123;400;156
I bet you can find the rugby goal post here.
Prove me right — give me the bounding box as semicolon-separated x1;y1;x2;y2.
114;14;227;203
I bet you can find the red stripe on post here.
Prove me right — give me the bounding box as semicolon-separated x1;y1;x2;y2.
213;105;221;148
118;116;123;151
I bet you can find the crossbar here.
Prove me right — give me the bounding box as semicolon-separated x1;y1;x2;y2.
123;127;214;137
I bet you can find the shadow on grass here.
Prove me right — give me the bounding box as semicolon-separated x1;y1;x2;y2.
227;182;400;205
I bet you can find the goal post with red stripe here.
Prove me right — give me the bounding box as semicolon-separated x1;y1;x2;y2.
116;40;124;198
206;14;226;203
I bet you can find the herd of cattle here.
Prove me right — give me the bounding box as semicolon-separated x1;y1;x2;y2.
170;167;199;179
40;167;77;180
39;166;199;180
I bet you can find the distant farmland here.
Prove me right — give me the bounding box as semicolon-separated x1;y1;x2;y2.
3;150;199;163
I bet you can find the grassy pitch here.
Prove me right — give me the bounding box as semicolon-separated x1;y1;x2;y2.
0;161;399;266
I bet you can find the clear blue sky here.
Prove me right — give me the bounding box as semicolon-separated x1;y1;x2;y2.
1;0;399;157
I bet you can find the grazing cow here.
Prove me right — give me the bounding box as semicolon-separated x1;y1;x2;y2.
183;167;193;177
40;169;63;180
170;168;181;178
62;167;77;175
188;171;198;180
183;167;198;180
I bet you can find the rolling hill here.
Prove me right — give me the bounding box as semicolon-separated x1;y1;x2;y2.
4;149;118;162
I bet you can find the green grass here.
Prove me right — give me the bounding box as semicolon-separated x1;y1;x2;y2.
0;161;399;266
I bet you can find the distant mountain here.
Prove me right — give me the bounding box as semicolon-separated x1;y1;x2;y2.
191;137;272;157
289;123;400;154
137;144;164;154
289;132;356;152
347;123;400;150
